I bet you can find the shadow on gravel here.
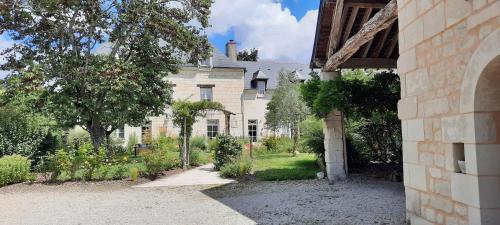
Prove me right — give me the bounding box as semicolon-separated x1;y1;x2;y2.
200;175;406;225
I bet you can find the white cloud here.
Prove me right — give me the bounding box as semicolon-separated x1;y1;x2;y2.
208;0;318;63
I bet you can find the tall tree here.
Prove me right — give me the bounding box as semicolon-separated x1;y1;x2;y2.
265;71;309;156
237;48;258;61
0;1;212;150
171;100;224;169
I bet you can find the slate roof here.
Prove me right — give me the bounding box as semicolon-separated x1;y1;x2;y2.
234;60;311;89
252;69;269;80
185;47;311;89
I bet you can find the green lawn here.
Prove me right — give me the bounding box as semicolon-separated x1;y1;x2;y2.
252;152;319;181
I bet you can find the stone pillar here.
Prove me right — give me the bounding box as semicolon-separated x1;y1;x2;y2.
320;71;347;182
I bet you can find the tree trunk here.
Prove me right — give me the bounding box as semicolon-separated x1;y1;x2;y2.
291;123;298;157
88;122;107;151
182;118;189;169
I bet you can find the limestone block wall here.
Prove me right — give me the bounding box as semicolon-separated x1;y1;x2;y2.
397;0;500;224
124;67;245;143
242;89;273;140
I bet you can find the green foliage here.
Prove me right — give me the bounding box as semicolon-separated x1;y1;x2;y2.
299;117;325;159
47;143;105;180
66;128;91;150
0;155;32;187
0;107;48;159
143;150;179;178
127;133;139;154
151;135;178;152
265;71;309;155
171;100;224;168
262;136;294;153
79;146;106;181
190;136;208;151
129;167;139;182
1;1;213;150
237;48;259;61
219;157;252;178
213;135;243;170
300;70;402;175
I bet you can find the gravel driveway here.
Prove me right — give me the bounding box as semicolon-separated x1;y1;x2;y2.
0;176;405;225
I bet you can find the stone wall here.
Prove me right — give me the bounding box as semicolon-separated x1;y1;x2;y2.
397;0;500;224
123;67;245;144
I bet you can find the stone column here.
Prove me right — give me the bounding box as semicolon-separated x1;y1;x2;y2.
320;71;347;182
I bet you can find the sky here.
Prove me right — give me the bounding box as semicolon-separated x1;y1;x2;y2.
207;0;320;63
0;0;320;78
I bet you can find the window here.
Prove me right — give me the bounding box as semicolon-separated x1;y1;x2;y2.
207;119;219;139
248;120;258;142
257;80;266;96
200;87;213;101
117;127;125;139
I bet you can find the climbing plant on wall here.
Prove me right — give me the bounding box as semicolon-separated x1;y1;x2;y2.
300;70;402;178
171;100;224;169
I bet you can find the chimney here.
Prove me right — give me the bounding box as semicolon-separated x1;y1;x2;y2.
225;40;237;62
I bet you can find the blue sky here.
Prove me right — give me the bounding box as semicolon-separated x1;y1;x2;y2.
0;0;321;78
208;0;320;63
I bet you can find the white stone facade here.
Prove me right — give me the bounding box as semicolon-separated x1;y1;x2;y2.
397;0;500;224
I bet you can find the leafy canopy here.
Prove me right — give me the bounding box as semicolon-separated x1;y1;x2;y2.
265;71;309;132
237;48;258;61
0;1;212;149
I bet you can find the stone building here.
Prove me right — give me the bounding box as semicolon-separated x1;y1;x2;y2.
120;40;310;144
312;0;499;224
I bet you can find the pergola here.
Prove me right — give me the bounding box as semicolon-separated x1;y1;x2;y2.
309;0;398;181
311;0;398;71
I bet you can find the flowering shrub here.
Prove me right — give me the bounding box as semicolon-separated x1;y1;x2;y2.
0;155;33;187
213;135;242;170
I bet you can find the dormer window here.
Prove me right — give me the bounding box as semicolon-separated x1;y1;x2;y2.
198;57;212;68
251;69;269;97
257;80;266;95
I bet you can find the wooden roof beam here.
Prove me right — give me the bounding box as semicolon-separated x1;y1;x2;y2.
385;32;398;58
323;0;398;71
327;0;345;57
342;7;359;44
371;22;394;57
360;8;374;58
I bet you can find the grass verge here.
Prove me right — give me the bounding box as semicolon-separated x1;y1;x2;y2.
252;153;319;181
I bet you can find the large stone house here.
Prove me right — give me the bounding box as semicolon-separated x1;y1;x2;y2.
312;0;499;224
118;40;310;144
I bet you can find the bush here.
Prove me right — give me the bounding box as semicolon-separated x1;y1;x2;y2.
0;155;32;187
78;146;106;181
262;136;279;151
213;135;243;170
66;128;91;150
143;150;179;178
129;166;139;182
300;117;325;158
0;107;47;158
152;135;178;152
219;158;252;178
190;136;208;151
262;136;294;153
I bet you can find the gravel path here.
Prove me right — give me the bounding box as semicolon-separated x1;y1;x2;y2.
0;175;405;225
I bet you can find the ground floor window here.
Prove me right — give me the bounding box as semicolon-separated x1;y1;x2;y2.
117;127;125;139
207;119;219;139
248;120;258;142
